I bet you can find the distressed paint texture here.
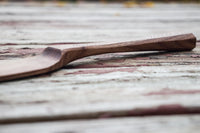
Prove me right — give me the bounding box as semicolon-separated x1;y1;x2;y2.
0;2;200;132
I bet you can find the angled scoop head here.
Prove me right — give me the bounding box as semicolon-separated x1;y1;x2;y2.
0;47;62;82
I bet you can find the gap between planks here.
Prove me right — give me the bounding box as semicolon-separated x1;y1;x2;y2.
0;104;200;124
0;115;200;133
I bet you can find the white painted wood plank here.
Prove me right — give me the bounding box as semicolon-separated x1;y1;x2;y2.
0;3;200;44
0;65;200;123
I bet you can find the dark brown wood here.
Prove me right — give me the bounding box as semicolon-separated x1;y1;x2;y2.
0;33;196;82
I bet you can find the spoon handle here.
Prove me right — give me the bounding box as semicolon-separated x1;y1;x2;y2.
63;33;196;64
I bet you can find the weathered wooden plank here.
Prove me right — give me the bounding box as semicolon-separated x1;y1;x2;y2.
0;3;200;44
0;63;200;123
0;115;200;133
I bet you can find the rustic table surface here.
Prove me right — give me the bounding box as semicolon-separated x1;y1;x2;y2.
0;2;200;133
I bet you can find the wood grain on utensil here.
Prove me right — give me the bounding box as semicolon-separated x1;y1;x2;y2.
0;33;196;82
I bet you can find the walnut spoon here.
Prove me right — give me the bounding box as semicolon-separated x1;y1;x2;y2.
0;33;196;82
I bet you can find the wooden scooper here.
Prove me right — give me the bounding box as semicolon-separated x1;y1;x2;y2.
0;33;196;82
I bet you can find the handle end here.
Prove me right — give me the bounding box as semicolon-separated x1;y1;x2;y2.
170;33;196;51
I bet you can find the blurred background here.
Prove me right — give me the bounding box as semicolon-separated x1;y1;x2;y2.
0;0;200;2
0;0;199;44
